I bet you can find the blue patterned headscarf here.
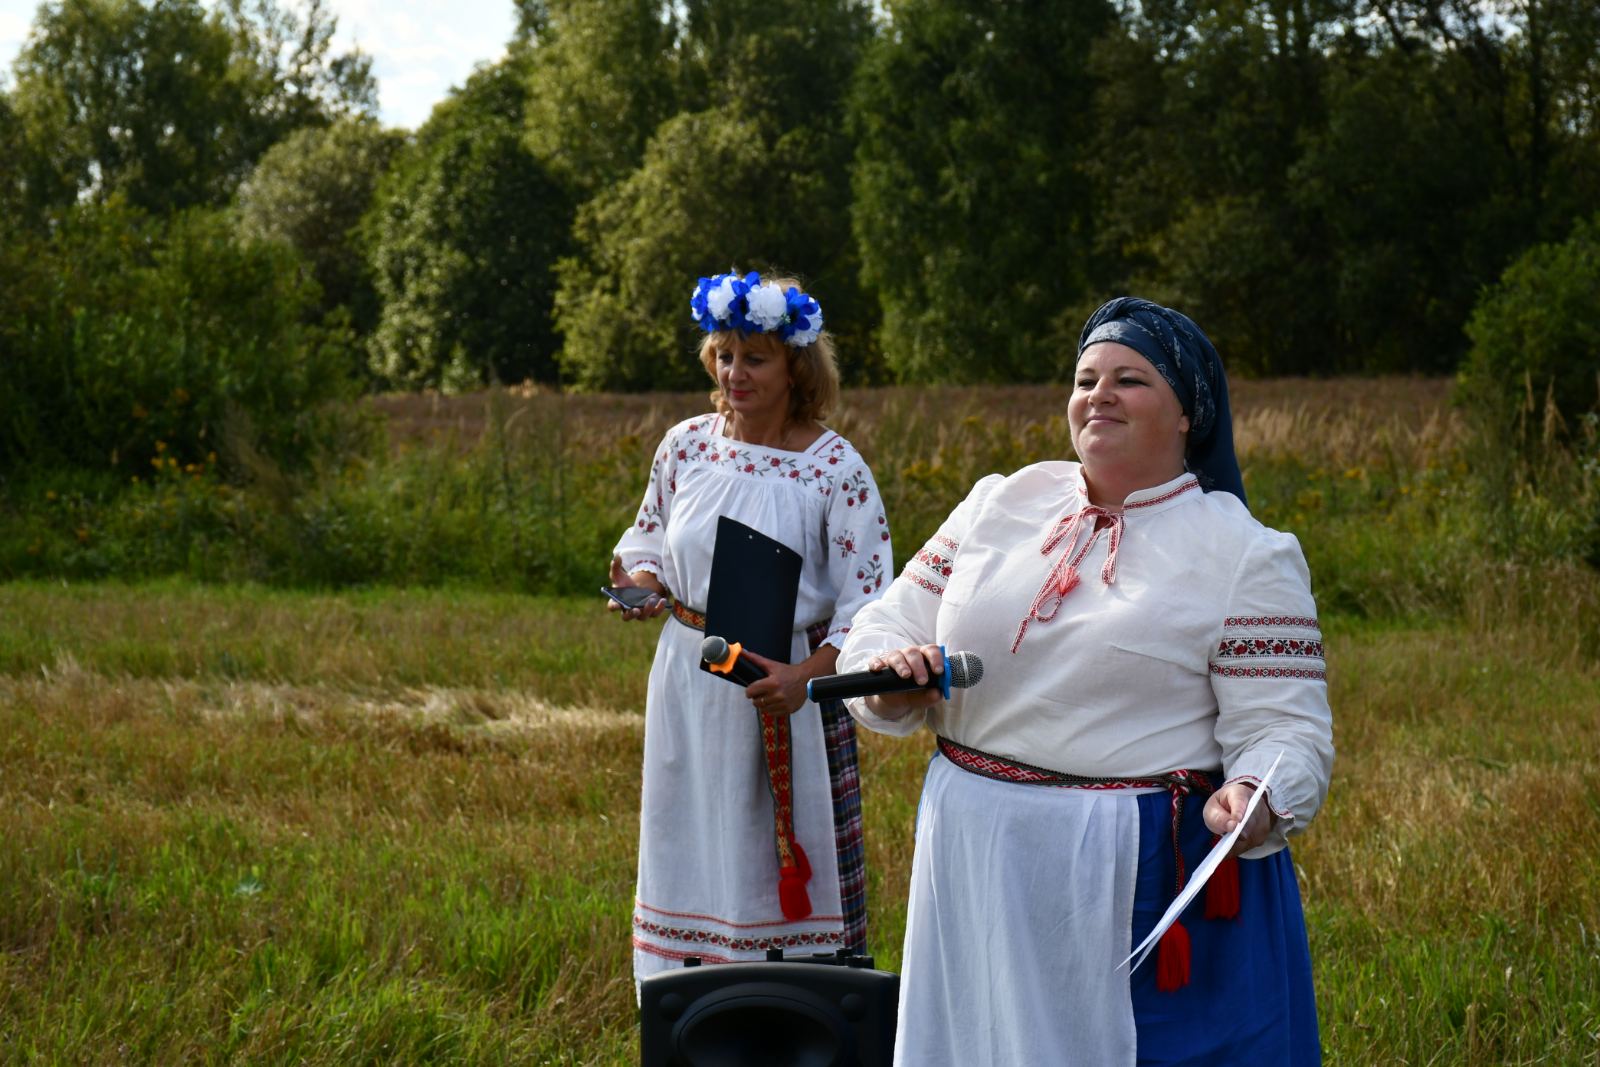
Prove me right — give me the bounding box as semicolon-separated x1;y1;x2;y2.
1077;297;1246;506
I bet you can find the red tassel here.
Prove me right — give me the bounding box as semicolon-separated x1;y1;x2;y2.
791;840;812;880
1155;920;1191;992
778;866;812;920
1206;853;1240;920
1056;565;1081;597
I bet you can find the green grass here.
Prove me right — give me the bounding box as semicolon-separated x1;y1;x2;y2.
1;584;1598;1063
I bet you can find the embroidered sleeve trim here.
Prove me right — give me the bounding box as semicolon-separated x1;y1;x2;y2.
1213;615;1325;678
1215;637;1325;660
903;533;959;597
1210;664;1327;680
1223;615;1319;629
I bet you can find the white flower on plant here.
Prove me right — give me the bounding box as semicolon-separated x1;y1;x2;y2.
706;276;740;321
745;283;789;331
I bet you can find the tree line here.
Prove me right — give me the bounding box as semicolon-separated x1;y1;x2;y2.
2;0;1598;480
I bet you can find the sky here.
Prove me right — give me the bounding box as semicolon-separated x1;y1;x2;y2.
0;0;518;131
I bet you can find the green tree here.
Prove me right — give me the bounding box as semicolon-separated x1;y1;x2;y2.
1083;0;1341;375
521;0;680;199
8;0;372;217
236;117;405;340
0;93;37;234
851;0;1113;383
1086;0;1600;376
1290;44;1520;373
366;53;570;390
554;0;875;391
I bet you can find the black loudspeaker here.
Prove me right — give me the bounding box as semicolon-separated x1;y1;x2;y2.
639;950;899;1066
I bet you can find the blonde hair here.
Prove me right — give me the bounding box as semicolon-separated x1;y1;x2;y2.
697;275;840;424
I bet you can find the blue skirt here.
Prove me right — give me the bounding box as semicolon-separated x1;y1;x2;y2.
1130;789;1321;1065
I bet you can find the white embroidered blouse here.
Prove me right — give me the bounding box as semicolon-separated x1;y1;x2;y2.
614;414;892;648
839;462;1334;854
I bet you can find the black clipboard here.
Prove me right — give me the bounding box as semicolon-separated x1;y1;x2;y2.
701;516;802;677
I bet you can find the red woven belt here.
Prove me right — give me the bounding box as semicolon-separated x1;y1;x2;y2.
670;600;707;630
935;735;1240;993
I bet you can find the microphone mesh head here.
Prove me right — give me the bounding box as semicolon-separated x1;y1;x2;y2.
948;651;984;689
701;635;730;665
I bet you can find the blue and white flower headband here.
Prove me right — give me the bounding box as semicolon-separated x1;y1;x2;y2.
690;271;824;348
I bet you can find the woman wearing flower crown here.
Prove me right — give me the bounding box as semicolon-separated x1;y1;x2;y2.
607;270;892;983
837;298;1333;1064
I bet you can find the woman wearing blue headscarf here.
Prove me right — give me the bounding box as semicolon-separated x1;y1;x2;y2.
838;298;1333;1064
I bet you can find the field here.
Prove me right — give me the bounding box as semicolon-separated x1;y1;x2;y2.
3;380;1599;1064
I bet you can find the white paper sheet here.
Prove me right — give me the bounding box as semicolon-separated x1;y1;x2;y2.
1118;751;1283;975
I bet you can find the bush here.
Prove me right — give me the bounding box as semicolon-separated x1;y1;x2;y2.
1457;215;1600;564
1460;214;1600;449
0;200;360;480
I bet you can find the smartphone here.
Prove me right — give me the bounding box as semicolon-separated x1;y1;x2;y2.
602;585;659;610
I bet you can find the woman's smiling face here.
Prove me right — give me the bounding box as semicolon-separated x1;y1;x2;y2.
1069;341;1190;487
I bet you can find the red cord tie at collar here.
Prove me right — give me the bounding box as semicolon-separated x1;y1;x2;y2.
1011;505;1123;653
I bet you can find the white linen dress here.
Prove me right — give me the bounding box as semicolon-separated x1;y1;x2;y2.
616;413;892;981
840;462;1333;1066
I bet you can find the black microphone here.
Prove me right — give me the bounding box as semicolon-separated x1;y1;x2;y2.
701;634;768;687
807;647;983;702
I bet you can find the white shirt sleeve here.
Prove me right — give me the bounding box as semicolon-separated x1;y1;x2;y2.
839;474;1005;735
612;425;679;584
817;452;894;649
1209;528;1335;855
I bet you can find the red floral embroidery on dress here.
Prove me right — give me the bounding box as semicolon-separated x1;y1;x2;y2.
633;916;843;953
934;535;960;553
854;553;884;594
914;547;955;577
833;532;857;557
633;502;665;534
665;423;856;497
837;469;874;508
905;572;944;597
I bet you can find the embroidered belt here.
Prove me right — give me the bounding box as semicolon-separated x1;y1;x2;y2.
935;735;1240;993
672;600;830;648
671;600;707;630
672;600;832;923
